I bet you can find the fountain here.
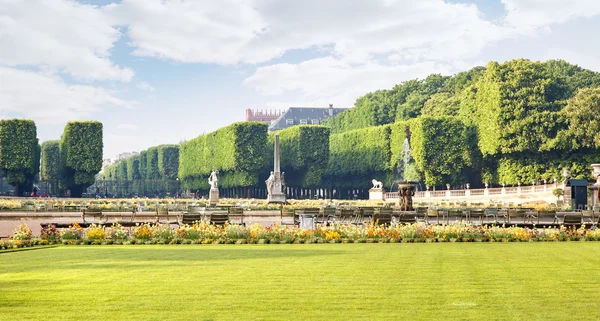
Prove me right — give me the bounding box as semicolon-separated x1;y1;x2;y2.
393;180;418;211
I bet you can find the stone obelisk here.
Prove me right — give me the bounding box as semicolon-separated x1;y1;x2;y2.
267;133;286;203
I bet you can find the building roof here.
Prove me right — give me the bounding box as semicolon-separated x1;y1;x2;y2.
268;107;349;131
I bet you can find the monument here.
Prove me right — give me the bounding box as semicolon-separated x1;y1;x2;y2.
208;170;219;206
394;180;417;211
369;179;385;201
267;133;286;203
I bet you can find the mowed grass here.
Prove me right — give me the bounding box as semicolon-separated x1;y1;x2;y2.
1;244;599;321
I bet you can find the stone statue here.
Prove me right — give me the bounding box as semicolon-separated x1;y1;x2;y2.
281;172;286;194
371;179;383;189
266;171;275;195
208;170;219;189
398;187;406;210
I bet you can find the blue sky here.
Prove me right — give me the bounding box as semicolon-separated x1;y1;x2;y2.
1;0;600;161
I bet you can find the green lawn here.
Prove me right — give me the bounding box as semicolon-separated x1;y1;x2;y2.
1;244;599;320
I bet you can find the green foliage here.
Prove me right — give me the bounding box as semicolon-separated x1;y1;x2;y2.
0;119;39;192
145;147;160;179
158;145;179;180
274;126;330;187
554;86;600;149
40;140;61;181
127;156;141;180
139;150;148;179
117;161;128;180
179;122;268;189
410;117;475;186
60;121;103;197
328;125;393;188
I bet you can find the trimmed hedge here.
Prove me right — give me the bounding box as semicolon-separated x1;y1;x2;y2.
158;145;179;180
138;150;148;179
273;125;330;187
145;147;160;179
328;124;394;188
0;119;39;194
40;140;61;181
179;122;268;190
60;121;103;197
127;155;141;180
410;116;475;186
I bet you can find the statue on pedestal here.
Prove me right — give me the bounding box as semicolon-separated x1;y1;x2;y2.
208;170;219;189
266;171;275;195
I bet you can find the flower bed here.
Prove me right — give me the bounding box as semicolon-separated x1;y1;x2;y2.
2;222;599;250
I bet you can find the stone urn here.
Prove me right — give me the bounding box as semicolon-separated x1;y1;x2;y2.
394;181;418;211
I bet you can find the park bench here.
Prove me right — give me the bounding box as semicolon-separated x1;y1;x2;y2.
425;209;441;225
281;207;299;226
227;207;245;226
82;208;105;224
178;206;205;226
207;211;229;226
563;213;582;226
334;208;359;225
394;209;417;224
321;207;336;225
468;208;485;225
374;207;393;225
535;210;559;225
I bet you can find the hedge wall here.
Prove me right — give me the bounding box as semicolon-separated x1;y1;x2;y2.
127;155;141;180
272;125;330;187
0;119;39;194
410;116;476;186
60;121;103;197
327;124;394;188
139;150;148;179
145;147;160;179
158;145;179;180
40;140;61;181
179;122;268;190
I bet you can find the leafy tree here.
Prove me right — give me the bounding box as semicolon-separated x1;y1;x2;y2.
0;119;39;195
60;121;103;197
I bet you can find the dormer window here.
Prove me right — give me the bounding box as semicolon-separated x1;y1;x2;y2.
311;119;319;124
300;119;308;124
285;119;294;125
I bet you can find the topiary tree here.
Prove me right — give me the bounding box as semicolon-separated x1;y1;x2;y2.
0;119;39;196
60;121;103;197
145;147;160;179
127;155;141;180
40;140;62;195
158;145;179;180
274;125;330;188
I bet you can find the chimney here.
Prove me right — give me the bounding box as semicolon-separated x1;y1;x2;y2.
328;104;333;117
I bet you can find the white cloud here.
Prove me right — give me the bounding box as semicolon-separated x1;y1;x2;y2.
245;57;456;107
104;0;508;65
0;0;133;82
544;48;600;72
502;0;600;31
136;81;155;92
117;123;139;130
0;66;134;124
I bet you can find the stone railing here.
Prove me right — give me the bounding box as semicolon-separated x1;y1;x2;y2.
383;183;562;203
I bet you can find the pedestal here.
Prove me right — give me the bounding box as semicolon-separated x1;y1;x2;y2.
267;193;286;203
590;186;599;210
369;188;384;201
209;188;219;207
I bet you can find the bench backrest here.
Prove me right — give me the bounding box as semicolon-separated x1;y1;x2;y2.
181;214;203;225
208;212;229;225
563;214;582;225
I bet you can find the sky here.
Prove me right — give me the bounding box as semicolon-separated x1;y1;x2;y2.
1;0;600;161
